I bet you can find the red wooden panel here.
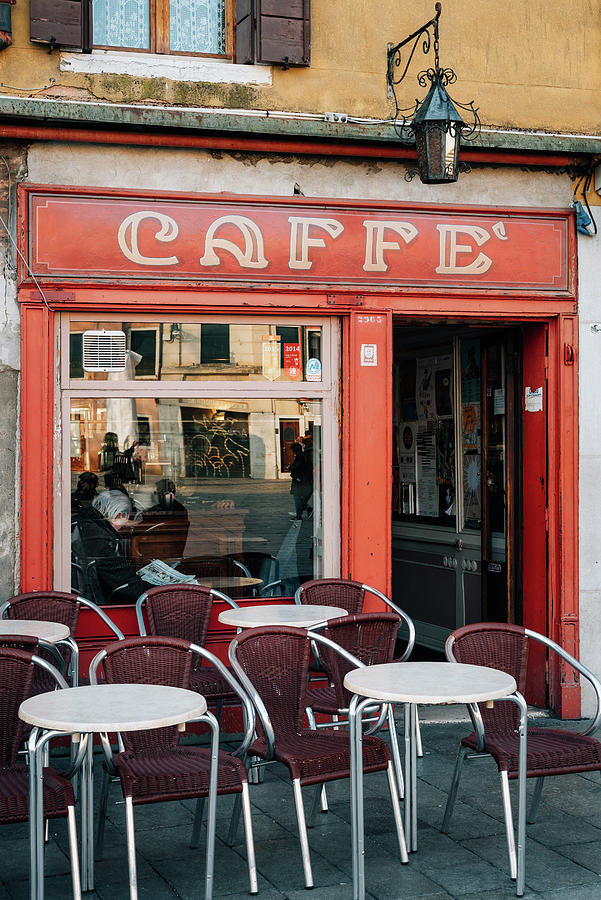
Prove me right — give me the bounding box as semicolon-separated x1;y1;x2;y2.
347;311;391;599
26;189;572;295
521;323;548;707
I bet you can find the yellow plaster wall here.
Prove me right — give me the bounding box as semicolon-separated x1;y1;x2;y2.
2;0;601;134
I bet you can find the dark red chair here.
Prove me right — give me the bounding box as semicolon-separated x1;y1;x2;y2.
90;635;257;895
175;555;251;599
229;625;407;889
443;622;601;887
136;584;240;713
306;612;405;813
1;590;124;686
0;646;81;897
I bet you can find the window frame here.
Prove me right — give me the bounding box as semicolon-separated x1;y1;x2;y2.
92;0;234;59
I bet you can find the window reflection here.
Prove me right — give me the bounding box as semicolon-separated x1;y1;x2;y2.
69;321;322;383
70;397;322;605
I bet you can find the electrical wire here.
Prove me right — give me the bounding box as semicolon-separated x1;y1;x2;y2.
0;155;51;309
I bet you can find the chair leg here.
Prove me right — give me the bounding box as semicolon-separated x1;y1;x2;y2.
124;795;138;900
500;770;518;881
292;778;314;888
191;798;205;849
441;745;467;833
386;761;408;864
240;782;258;895
67;805;82;900
308;783;322;827
415;709;423;758
306;706;329;814
387;705;405;799
227;793;243;846
96;771;114;861
528;776;544;824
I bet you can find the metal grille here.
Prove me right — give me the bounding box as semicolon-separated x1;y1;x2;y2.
82;330;127;373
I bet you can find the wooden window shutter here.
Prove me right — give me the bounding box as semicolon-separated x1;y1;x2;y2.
30;0;92;52
236;0;310;67
235;0;254;64
257;0;310;66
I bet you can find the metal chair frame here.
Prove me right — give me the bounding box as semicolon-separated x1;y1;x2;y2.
307;613;406;801
90;637;258;896
0;591;124;687
6;650;82;900
443;624;601;897
229;626;407;889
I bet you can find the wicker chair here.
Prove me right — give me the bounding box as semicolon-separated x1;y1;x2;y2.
175;555;252;599
90;635;257;895
306;612;405;798
0;646;81;898
229;625;407;889
0;590;124;687
442;622;601;887
224;551;283;598
136;584;241;713
296;578;420;755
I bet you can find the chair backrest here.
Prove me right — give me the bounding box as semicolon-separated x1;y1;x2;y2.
92;635;194;753
2;591;80;632
227;552;279;583
177;556;247;579
0;646;67;766
0;590;124;640
137;584;216;647
130;518;190;567
229;626;313;749
92;635;256;757
320;612;400;709
296;578;365;614
446;623;530;734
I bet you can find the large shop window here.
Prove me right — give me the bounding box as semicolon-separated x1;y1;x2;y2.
63;317;337;607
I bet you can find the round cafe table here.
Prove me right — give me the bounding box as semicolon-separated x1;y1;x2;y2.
218;603;347;629
0;619;70;642
343;661;524;900
20;684;215;900
0;619;77;685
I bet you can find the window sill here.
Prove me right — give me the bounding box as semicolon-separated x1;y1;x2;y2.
59;51;272;86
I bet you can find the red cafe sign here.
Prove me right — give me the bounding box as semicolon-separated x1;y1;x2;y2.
25;189;573;293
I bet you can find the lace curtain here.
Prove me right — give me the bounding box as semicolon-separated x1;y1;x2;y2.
93;0;225;53
169;0;226;54
93;0;150;49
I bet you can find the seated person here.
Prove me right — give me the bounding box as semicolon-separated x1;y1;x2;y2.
144;479;189;521
71;471;99;512
72;489;149;605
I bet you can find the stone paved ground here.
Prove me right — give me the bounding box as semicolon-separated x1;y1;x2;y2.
4;712;601;900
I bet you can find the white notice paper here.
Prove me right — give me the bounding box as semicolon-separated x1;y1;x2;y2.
416;421;438;517
525;386;543;413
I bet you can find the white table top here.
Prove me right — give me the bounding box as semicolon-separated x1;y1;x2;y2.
19;683;207;733
0;619;70;643
218;603;348;629
344;661;517;705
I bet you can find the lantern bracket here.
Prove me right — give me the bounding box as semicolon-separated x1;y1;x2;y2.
386;2;480;148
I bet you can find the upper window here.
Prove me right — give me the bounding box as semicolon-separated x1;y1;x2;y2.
93;0;229;56
30;0;310;66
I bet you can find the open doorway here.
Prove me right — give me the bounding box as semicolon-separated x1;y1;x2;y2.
391;323;533;654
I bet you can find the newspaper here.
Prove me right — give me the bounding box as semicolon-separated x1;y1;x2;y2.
137;559;197;587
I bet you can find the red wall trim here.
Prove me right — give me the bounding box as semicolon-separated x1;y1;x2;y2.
0;123;586;171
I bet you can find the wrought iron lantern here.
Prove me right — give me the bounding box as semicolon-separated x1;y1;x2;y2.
387;2;480;184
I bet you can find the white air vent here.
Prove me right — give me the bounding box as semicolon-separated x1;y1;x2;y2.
82;330;127;372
